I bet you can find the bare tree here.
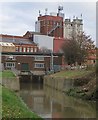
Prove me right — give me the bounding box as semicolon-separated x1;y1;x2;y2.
62;32;95;65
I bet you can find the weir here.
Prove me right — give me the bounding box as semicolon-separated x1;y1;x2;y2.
19;73;44;84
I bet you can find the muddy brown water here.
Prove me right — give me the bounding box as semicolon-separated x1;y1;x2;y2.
19;81;96;119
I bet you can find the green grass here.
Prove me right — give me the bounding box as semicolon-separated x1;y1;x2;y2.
0;70;16;78
52;70;93;79
1;84;42;119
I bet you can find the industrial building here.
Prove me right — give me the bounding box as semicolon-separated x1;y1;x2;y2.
1;5;96;68
1;52;64;75
64;17;83;39
35;6;64;38
0;42;15;52
0;34;39;53
23;31;65;53
34;6;83;52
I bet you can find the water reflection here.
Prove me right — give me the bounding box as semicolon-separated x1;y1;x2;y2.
19;81;96;118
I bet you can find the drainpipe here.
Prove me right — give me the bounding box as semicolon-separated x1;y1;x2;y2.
50;52;54;71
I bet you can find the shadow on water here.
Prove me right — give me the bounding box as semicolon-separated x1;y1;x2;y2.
19;78;96;119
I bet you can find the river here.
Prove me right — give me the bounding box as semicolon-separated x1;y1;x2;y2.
19;80;96;119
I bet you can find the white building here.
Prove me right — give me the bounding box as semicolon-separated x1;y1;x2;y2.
64;17;83;39
33;34;54;51
35;21;40;33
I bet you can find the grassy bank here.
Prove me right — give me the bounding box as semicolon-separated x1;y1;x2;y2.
66;71;96;100
0;70;16;78
1;70;42;119
1;84;42;119
51;70;93;79
52;69;96;100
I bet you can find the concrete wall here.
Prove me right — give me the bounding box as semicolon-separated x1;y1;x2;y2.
44;75;74;91
1;77;20;91
35;21;40;32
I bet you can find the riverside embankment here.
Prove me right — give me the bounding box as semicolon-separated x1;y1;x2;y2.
44;69;96;100
0;70;42;119
0;70;20;91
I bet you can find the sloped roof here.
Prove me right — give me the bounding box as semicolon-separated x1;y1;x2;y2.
0;34;37;45
23;31;43;37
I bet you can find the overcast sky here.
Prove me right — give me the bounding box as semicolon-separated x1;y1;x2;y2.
0;1;96;45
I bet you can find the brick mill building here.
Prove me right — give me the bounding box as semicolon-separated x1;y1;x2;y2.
0;34;39;53
1;52;63;75
35;15;63;37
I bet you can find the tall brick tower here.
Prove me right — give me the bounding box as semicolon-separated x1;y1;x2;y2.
35;6;64;37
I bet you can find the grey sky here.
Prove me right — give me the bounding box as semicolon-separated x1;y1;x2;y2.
0;2;96;45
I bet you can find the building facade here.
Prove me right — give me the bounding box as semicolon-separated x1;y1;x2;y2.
63;17;83;39
0;34;39;53
0;42;15;52
15;44;38;53
86;49;97;65
23;31;66;53
53;37;65;53
1;52;63;75
35;15;63;37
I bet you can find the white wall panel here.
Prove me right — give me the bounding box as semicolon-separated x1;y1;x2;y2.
34;35;54;51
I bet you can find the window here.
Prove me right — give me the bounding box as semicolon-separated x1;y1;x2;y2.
27;47;30;52
31;48;33;52
16;47;18;52
23;47;26;52
44;20;45;25
34;63;44;68
6;62;15;68
34;48;37;52
54;21;56;26
19;47;22;52
35;56;44;61
47;21;49;25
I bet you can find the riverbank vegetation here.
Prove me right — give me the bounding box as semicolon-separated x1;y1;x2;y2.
66;71;96;100
51;68;96;101
68;70;96;100
52;69;93;79
0;70;16;78
1;70;42;119
1;84;42;119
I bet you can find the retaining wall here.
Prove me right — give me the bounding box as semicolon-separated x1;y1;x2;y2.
1;77;20;91
44;75;74;91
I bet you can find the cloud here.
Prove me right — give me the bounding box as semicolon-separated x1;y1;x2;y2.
0;0;97;2
0;2;96;45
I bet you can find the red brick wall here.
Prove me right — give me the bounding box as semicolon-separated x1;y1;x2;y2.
2;54;63;71
53;37;65;52
15;44;38;53
38;15;63;37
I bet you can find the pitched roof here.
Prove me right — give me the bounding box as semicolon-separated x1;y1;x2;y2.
0;34;37;45
23;31;43;37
